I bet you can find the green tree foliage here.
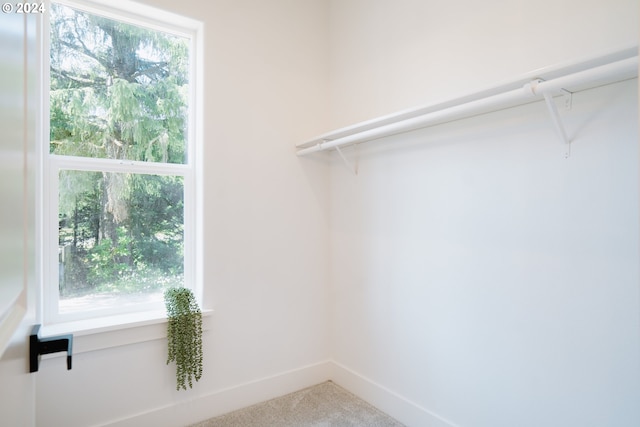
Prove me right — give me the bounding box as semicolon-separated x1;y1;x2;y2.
51;3;189;297
50;4;189;163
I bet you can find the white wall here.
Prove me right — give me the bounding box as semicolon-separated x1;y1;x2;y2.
328;0;638;128
327;1;639;426
32;1;331;426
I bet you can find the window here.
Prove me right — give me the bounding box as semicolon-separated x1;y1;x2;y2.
43;0;202;326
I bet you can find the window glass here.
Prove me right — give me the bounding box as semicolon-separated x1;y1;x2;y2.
58;170;184;315
46;1;197;323
50;2;189;164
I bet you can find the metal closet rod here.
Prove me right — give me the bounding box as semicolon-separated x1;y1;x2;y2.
296;53;638;157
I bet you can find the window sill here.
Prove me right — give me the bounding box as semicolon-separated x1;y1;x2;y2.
40;309;213;355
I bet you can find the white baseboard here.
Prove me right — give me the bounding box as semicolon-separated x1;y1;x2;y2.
329;360;460;427
102;360;333;427
101;359;458;427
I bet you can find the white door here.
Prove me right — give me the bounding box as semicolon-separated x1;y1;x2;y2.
0;12;38;427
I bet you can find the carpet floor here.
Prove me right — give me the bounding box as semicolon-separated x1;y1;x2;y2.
189;381;405;427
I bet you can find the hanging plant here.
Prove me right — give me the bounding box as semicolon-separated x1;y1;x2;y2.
164;287;203;390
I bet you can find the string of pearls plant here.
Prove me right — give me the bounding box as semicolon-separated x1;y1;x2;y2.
164;287;203;390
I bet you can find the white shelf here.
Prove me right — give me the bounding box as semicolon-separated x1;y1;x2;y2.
297;46;638;159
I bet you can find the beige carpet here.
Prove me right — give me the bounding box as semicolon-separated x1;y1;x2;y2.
190;381;405;427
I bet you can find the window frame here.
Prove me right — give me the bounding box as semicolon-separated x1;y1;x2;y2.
40;0;203;329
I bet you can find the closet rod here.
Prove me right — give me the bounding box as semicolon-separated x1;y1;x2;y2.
296;54;638;156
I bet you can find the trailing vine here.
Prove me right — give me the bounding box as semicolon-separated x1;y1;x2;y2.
164;287;203;390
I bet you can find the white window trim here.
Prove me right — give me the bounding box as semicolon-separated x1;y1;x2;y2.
39;0;204;335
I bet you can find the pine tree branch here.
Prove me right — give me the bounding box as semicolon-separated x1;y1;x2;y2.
133;61;169;81
57;39;112;73
50;67;107;88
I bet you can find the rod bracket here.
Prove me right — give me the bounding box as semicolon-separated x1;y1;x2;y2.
335;145;358;175
542;91;571;158
30;324;73;373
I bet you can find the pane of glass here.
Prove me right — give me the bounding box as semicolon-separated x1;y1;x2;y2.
58;170;184;314
49;3;190;164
